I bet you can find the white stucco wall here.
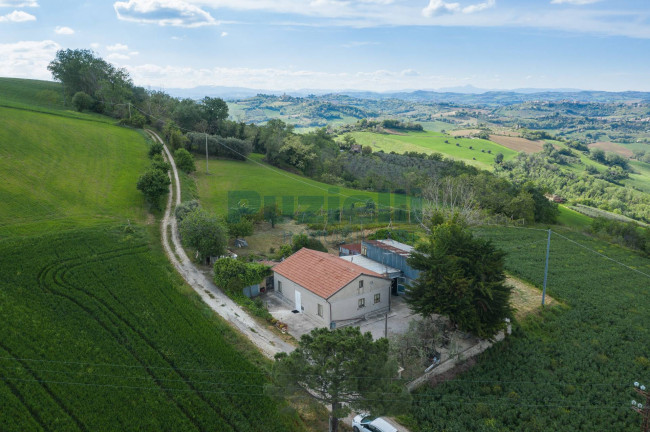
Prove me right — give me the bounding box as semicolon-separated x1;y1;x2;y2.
274;273;331;325
274;272;390;326
328;275;390;323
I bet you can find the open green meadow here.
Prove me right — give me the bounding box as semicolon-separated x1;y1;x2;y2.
0;79;306;431
412;226;650;431
195;153;418;219
345;131;518;169
0;106;150;237
556;204;593;229
0;78;110;123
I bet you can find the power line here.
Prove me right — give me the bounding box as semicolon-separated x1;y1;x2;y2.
551;230;650;280
0;356;640;388
0;375;634;410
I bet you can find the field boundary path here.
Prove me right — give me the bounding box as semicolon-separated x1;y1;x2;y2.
147;129;295;359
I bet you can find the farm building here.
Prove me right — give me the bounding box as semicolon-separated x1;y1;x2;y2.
272;248;391;328
360;239;420;295
339;243;361;256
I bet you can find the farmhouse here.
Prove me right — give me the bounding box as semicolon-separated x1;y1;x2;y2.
272;248;391;328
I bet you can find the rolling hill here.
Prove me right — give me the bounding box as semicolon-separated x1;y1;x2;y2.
0;78;306;432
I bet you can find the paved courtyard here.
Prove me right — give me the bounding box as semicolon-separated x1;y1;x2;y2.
262;290;419;340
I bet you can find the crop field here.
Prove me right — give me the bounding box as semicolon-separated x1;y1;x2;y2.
0;227;303;432
345;131;517;169
0;106;150;237
588;141;635;158
195;153;418;220
0;81;306;431
488;134;544;153
412;226;650;431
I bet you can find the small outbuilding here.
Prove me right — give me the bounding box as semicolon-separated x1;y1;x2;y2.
272;248;391;328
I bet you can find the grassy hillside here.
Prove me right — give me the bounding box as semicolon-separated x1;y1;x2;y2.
0;79;306;431
0;106;150;236
0;78;111;123
0;78;64;109
345;131;518;169
195;153;417;217
413;226;650;431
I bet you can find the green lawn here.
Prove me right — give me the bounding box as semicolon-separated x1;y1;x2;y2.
195;153;417;218
0;106;150;236
556;204;592;229
625;160;650;194
345;131;518;170
0;77;112;123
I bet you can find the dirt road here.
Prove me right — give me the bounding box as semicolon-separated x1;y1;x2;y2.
147;129;295;359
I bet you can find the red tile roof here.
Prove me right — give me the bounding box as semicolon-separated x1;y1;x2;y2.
273;248;384;299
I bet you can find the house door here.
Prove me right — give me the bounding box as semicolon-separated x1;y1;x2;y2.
294;290;301;313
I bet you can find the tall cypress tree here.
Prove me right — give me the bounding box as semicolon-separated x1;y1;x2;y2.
406;215;512;339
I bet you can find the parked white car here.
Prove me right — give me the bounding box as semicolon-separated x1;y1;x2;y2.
352;414;398;432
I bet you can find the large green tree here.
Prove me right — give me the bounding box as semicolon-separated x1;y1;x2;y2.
273;327;407;432
179;209;228;261
201;96;229;134
48;49;132;110
406;216;512;339
136;168;170;210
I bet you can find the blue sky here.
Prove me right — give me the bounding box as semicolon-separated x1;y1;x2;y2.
1;0;649;91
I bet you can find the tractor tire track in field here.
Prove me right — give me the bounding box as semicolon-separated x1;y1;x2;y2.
147;129;295;360
35;246;212;432
0;341;88;432
0;348;48;432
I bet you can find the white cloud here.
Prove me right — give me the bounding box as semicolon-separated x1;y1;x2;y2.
0;9;35;22
109;0;650;39
220;31;227;36
422;0;495;17
551;0;600;4
54;26;74;35
90;42;100;49
0;1;38;7
107;43;129;51
0;40;60;80
108;53;130;60
113;0;218;27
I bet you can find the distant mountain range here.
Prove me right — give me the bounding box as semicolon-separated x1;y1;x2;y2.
165;85;650;104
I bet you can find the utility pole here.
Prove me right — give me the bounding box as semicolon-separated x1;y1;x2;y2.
205;132;209;174
128;102;131;119
632;381;650;432
542;229;551;306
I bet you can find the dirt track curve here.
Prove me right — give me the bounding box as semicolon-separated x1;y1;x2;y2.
147;129;295;359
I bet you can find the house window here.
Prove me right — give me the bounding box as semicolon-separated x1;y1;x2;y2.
317;303;323;317
358;298;365;308
359;280;364;289
277;280;282;293
374;293;381;304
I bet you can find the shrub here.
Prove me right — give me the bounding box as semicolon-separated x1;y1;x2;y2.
148;141;164;158
71;91;93;112
174;148;196;173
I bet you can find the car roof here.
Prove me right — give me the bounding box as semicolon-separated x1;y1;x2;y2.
370;417;397;432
